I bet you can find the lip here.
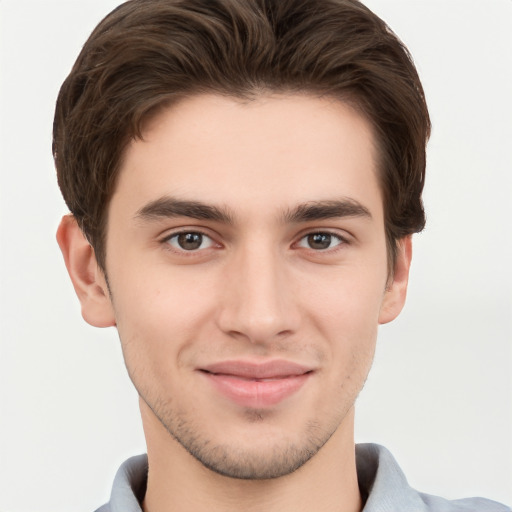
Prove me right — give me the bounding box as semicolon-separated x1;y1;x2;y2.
198;360;314;408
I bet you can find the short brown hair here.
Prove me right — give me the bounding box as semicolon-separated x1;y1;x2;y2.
53;0;430;271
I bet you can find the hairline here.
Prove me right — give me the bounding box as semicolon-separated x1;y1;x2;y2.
92;89;399;277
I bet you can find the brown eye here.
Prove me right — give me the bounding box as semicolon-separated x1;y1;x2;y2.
307;233;332;250
178;233;203;250
297;232;344;251
166;232;214;251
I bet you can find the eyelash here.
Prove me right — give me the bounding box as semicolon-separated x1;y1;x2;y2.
295;231;349;252
161;230;218;254
160;229;350;255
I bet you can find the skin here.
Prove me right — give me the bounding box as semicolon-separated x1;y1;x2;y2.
57;94;412;512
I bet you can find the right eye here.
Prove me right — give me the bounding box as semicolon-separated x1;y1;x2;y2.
296;232;346;251
164;231;216;252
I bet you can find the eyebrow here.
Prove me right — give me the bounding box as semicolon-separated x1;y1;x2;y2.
135;197;234;224
283;199;372;223
135;196;371;224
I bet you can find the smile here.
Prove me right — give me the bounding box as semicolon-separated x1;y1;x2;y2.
198;360;314;409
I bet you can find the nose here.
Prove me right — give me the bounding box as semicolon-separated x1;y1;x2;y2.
216;244;301;345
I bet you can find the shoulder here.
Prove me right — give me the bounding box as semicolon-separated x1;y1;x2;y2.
94;454;148;512
356;444;510;512
419;493;511;512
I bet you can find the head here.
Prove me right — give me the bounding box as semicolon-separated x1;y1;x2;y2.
53;0;430;275
54;0;430;482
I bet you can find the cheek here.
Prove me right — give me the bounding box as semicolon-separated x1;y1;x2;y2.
110;266;218;370
298;262;384;378
300;260;387;332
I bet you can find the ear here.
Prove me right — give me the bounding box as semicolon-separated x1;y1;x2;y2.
56;215;116;328
378;236;413;325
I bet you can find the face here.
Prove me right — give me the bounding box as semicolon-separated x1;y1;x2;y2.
70;94;410;479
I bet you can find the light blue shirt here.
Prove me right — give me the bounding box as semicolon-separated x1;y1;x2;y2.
95;444;510;511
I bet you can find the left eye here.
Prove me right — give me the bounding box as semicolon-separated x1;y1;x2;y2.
297;232;344;250
166;232;215;251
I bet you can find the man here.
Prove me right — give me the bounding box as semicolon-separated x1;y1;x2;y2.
52;0;510;511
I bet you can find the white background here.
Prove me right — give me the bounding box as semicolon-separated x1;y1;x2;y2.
0;1;511;510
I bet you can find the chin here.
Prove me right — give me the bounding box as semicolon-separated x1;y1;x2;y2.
180;436;327;480
156;403;345;480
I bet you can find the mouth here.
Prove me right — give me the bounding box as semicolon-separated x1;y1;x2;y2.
197;360;314;408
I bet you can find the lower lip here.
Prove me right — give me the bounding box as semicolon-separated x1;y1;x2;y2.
201;372;311;408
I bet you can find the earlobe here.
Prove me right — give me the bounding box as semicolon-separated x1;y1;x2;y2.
56;215;116;328
378;236;413;325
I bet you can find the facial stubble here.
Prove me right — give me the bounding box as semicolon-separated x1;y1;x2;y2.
139;388;345;480
109;280;375;481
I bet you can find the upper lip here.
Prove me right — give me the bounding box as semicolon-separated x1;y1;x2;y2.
199;359;314;379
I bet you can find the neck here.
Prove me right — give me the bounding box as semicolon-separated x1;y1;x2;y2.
140;401;362;512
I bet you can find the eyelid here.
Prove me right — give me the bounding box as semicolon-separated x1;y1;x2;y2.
294;229;351;251
157;225;352;254
160;227;222;253
296;227;352;240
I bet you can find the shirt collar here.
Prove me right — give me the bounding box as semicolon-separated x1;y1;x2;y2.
356;443;429;511
100;444;509;512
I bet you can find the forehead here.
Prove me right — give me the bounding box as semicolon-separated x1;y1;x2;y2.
112;93;382;222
